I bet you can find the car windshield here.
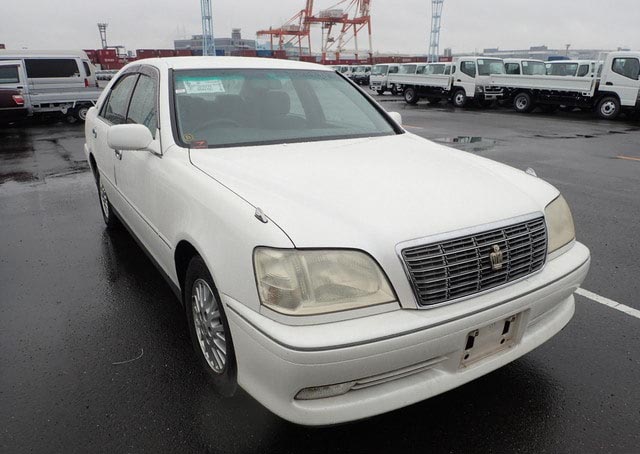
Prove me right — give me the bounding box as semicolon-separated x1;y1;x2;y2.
477;59;505;76
522;61;546;75
371;65;388;75
173;69;397;148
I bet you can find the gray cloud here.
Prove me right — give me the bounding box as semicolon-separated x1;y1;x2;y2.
2;0;638;53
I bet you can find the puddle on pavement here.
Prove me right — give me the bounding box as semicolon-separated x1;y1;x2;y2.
434;136;497;152
0;171;38;184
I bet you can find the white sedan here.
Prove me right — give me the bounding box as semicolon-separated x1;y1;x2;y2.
84;57;590;426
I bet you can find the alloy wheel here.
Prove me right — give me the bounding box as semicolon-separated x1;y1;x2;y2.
191;278;227;373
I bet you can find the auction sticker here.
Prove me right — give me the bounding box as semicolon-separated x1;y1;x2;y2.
180;77;225;94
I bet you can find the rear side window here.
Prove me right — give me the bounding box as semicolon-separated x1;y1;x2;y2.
460;61;476;77
126;75;158;137
0;65;20;84
25;59;80;78
82;61;92;77
100;74;138;125
612;58;640;80
577;65;589;77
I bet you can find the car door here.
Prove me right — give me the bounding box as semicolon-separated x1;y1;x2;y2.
0;60;31;112
92;72;139;206
602;56;640;106
456;60;477;97
113;66;169;262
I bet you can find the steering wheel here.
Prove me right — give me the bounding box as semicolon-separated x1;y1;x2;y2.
192;118;241;135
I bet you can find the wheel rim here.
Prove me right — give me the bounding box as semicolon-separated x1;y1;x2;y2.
406;91;414;101
455;93;465;105
192;279;227;373
601;101;616;116
99;182;109;221
78;107;88;120
516;97;528;110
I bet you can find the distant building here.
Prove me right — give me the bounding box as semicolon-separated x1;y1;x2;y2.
174;29;256;56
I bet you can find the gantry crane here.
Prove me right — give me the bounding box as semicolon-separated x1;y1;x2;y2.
428;0;444;62
201;0;217;56
257;0;314;56
306;0;372;63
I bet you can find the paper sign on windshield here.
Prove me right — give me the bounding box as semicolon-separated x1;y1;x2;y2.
181;78;225;94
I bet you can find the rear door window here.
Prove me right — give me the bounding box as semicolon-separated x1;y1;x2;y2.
82;61;92;77
505;63;520;75
0;65;20;84
100;74;138;125
577;65;589;77
25;59;80;78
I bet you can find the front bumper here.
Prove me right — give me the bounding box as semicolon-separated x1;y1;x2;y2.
224;242;590;426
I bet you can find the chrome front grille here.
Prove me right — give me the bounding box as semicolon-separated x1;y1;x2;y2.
401;217;547;306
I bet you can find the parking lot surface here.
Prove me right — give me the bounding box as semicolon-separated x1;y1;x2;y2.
1;104;639;453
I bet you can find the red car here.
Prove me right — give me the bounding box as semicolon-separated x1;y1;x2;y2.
0;87;28;125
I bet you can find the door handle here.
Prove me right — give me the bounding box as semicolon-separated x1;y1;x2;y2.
114;149;122;160
605;82;613;86
92;128;97;138
456;79;461;82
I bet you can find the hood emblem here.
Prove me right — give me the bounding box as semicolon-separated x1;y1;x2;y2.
489;245;504;271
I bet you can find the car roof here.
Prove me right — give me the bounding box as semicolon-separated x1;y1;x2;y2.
135;56;333;72
0;49;89;58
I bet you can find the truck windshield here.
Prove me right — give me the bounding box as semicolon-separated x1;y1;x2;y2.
477;59;505;76
371;65;388;75
522;61;546;76
399;65;417;74
173;69;397;148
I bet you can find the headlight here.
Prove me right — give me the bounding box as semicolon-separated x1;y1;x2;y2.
545;195;575;253
253;248;396;315
476;85;484;93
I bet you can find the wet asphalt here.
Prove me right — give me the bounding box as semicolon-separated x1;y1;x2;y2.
1;103;639;453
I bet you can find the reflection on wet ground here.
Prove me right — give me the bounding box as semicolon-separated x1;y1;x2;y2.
434;136;497;152
0;120;88;184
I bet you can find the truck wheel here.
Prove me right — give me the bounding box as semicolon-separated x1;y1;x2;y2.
513;92;534;113
75;105;90;122
404;88;419;105
452;89;467;108
391;85;399;96
596;96;620;120
185;255;237;397
426;97;441;105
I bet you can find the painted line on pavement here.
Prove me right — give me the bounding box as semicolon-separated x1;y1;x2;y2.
616;155;640;162
576;288;640;320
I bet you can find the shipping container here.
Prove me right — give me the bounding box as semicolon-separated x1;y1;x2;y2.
157;49;174;58
241;50;257;57
174;49;193;56
136;49;158;59
256;50;273;58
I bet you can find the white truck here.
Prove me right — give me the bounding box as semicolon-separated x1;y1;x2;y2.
369;63;400;95
0;50;103;121
389;57;505;107
491;51;639;119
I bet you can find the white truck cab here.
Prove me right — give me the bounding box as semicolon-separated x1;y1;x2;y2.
504;58;546;76
332;65;353;78
369;63;400;94
451;57;505;107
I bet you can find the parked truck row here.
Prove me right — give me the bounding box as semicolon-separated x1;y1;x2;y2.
365;51;640;120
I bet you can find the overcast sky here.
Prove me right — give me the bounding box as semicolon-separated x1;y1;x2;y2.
2;0;639;53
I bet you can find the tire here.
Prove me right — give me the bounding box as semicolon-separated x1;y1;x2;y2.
185;255;237;397
74;105;90;122
596;96;621;120
426;97;441;105
376;89;385;95
452;89;467;108
513;92;534;113
391;85;399;96
96;173;120;229
404;87;419;105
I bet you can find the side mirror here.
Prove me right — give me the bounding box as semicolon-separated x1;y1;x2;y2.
388;111;402;126
107;124;153;150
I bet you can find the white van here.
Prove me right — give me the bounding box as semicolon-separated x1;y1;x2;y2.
0;50;97;90
0;50;101;121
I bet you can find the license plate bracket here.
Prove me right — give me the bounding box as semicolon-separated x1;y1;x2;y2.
460;312;522;367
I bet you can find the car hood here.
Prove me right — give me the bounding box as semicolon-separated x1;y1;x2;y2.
190;133;558;248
